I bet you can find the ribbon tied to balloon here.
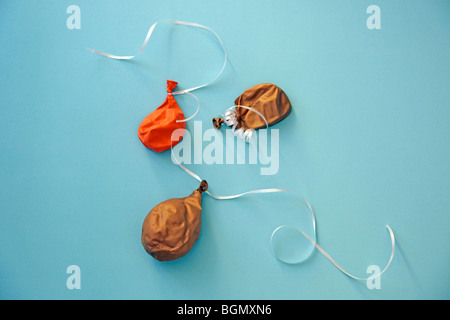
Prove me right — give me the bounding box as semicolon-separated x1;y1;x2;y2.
88;20;225;152
213;83;292;142
89;19;396;282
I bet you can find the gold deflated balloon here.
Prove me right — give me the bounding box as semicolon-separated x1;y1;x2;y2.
213;83;292;130
141;180;208;261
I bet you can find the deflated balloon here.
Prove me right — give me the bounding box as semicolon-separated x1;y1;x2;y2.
138;80;185;153
141;180;208;261
213;83;291;130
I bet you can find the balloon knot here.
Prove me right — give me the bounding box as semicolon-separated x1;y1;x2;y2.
198;180;208;193
212;117;224;129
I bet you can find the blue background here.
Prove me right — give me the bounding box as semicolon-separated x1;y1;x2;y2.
1;0;449;299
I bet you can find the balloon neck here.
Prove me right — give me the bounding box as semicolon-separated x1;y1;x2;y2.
197;180;208;193
212;117;224;129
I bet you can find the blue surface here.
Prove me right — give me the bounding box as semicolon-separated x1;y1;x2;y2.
1;0;449;299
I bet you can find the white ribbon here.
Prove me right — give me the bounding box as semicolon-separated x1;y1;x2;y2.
170;146;395;280
173;91;200;123
92;19;396;281
222;105;269;142
87;19;228;122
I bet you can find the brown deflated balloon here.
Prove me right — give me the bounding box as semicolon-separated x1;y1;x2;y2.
141;180;208;261
213;83;292;130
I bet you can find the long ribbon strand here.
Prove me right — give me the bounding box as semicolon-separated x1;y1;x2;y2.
87;19;228;121
170;145;395;280
88;18;395;280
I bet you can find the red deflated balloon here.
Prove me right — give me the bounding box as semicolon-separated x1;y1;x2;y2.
138;80;185;152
